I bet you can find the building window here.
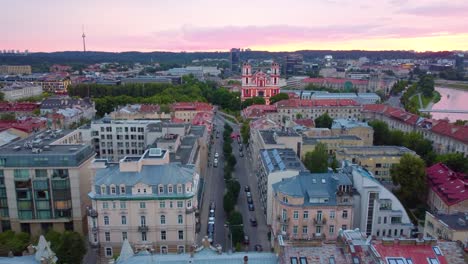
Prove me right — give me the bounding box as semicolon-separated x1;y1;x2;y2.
282;209;287;220
120;201;126;209
376;230;380;236
161;246;168;254
160;215;166;225
302;226;308;234
159;185;164;193
160;201;166;208
121;215;126;225
122;232;127;241
170;201;173;208
104;216;109;225
140;202;146;209
178;230;184;240
177;185;182;193
293;226;298;234
178;215;183;224
316;226;322;235
101;185;106;195
105;247;112;257
342;225;347;230
105;232;110;242
177;201;183;208
282;196;288;203
303;211;309;219
293;211;298;219
177;246;185;254
140;215;146;226
120;185;126;194
141;232;147;241
378;216;381;224
342;210;348;219
102;202;109;209
329;225;335;234
330;211;335;219
112;202;116;209
168;185;173;193
384;217;387;224
187;200;192;208
161;231;166;240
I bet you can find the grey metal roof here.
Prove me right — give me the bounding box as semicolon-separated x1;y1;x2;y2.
331;119;371;129
336;146;415;157
272;171;352;206
94;162;194;187
260;148;305;173
434;213;468;231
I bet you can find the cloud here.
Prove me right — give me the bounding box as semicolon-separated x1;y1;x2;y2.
399;2;468;16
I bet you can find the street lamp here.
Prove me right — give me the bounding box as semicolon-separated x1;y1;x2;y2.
224;222;243;253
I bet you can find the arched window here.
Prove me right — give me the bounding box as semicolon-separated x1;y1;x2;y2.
120;185;126;195
110;185;116;195
160;215;166;224
168;185;173;193
177;184;182;193
100;185;106;195
159;185;164;194
282;196;288;203
178;215;183;224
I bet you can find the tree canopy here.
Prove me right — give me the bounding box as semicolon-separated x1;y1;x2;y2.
314;112;333;129
303;142;329;173
391;154;427;207
241;97;266;109
45;230;86;264
269;93;289;104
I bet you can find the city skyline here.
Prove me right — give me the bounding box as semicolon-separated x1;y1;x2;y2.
1;0;468;52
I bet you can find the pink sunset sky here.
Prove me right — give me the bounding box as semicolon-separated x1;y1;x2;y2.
2;0;468;52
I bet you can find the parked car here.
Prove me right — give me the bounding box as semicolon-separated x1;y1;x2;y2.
207;223;215;234
239;144;243;151
243;235;250;245
247;196;253;204
239;151;244;157
244;186;250;192
248;203;255;211
250;218;257;227
209;209;215;218
214;152;219;158
208;216;215;224
254;244;263;252
209;201;216;210
246;192;252;198
208;232;214;243
213;158;218;167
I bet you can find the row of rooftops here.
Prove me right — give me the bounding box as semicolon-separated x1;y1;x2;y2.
302;77;370;85
276;98;361;108
426;163;467;206
363;104;468;144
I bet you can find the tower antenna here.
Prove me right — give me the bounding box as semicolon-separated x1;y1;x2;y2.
82;25;86;53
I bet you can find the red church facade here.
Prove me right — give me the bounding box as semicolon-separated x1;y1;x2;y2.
241;62;280;105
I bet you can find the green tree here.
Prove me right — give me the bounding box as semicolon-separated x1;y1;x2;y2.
240;120;250;144
223;191;235;214
435;153;468;173
241;97;266;108
269;93;289;104
303;143;329;173
227;211;244;245
369;120;391;145
390;154;427;207
0;92;4;102
54;231;86;264
0;112;16;121
226;180;241;200
314;112;333;129
417;74;435;97
295;113;303;119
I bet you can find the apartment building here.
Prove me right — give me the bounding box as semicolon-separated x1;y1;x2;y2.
171;102;213;122
424;212;468;247
0;82;43;101
302;135;364;156
271;99;361;125
87;148;199;259
302;77;369;92
80;119;188;162
331;119;374;146
40;96;96;121
271;172;354;243
109;104;171;120
426;163;467;214
336;146;416;182
345;164;414;238
257;148;306;224
0;65;32;75
0;129;95;235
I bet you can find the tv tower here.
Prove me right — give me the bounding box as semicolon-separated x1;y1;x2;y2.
82;25;86;53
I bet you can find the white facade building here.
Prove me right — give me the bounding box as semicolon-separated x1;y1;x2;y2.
0;82;43;101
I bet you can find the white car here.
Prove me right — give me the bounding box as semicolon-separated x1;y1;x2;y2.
214;152;219;158
213;158;218;168
208;217;215;224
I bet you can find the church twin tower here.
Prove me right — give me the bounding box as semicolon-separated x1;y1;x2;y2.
241;62;280;105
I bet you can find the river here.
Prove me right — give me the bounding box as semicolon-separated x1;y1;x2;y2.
431;87;468;122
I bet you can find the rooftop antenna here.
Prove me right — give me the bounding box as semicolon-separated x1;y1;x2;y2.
82;25;86;53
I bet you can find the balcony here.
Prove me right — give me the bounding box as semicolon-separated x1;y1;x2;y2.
186;207;194;214
277;216;290;223
314;217;327;225
91;227;98;233
87;208;98;218
138;225;149;232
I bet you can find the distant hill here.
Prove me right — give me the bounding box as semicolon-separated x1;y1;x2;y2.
0;50;454;68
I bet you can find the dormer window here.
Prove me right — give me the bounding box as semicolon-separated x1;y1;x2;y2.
282;196;288;203
120;185;126;195
110;185;116;195
168;185;173;193
101;185;106;195
177;185;182;193
143;189;147;193
159;185;164;194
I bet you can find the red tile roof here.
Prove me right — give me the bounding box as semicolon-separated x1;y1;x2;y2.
0;102;40;112
430;120;468;144
139;104;160;113
426;163;467;206
303;77;369;85
373;241;448;264
171;102;213;111
0;118;46;133
276;99;360;108
242;104;277;119
293;118;315;128
191;111;214;126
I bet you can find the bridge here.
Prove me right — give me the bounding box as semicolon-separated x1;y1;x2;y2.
419;109;468;114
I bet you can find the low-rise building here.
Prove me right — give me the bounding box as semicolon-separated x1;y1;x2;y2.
0;129;95;235
0;102;40;115
302;77;369;92
40;96;96;121
302;135;364;156
171;102;213;123
0;82;43;101
0;65;31;75
110;104;171;120
0;117;47;135
257;149;305;224
345;164;414;238
242;104;277;120
87;148;199;259
336;146;415;182
271;172;354;243
331;119;374;146
426;163;467;214
424;212;468;247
